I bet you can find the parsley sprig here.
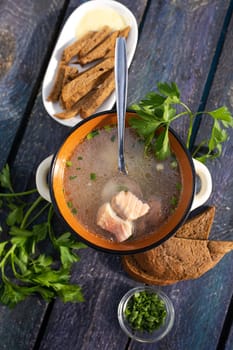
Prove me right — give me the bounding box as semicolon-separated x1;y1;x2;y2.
129;82;233;162
0;165;86;308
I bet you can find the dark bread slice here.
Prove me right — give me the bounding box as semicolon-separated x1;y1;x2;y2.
78;26;112;58
79;26;131;65
47;60;66;102
62;31;95;63
54;89;96;119
122;206;233;285
105;26;131;58
62;65;79;86
174;206;215;240
80;70;115;119
61;57;114;109
78;30;119;65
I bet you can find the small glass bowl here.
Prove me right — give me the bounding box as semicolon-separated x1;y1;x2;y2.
118;286;175;343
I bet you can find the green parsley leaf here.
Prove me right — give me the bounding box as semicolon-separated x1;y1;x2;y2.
66;160;72;167
0;164;86;308
6;205;24;226
0;241;7;257
87;130;99;139
124;290;167;333
69;175;77;180
57;283;84;303
0;164;13;192
130;82;233;162
90;173;96;181
59;246;80;269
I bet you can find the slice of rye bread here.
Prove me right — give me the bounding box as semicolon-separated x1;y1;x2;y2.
78;30;120;65
62;65;79;86
79;26;131;65
122;206;233;285
62;31;95;63
105;26;131;58
78;25;112;58
47;60;66;102
61;57;114;109
54;88;97;119
80;70;115;119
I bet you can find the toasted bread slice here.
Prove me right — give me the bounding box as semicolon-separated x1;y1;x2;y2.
62;65;79;86
105;26;131;58
80;70;115;118
79;26;131;64
78;30;119;65
62;31;95;63
61;57;114;109
54;89;96;119
122;206;223;285
79;26;112;58
119;26;131;39
47;60;66;102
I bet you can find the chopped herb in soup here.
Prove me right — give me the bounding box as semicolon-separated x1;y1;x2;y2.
63;127;181;242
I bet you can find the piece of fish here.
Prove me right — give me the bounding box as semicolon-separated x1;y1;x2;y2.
96;202;133;242
111;191;150;221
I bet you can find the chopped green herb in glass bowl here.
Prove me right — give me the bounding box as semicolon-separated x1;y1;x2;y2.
118;286;175;343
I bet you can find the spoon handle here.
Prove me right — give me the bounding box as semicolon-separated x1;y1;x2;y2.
115;37;128;175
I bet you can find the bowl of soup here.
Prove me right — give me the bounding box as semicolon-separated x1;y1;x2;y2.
36;110;212;254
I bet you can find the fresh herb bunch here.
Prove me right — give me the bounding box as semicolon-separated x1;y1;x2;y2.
129;82;233;162
0;164;86;308
125;290;167;333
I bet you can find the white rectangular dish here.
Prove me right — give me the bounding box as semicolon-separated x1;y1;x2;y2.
42;0;138;127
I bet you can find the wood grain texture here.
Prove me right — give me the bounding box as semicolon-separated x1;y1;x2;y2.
0;0;67;170
194;2;233;243
193;10;233;350
128;2;233;349
1;0;233;349
38;249;137;350
0;1;73;350
32;1;233;349
226;319;233;350
127;0;231;141
0;1;148;350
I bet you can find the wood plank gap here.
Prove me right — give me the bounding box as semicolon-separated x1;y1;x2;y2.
6;0;70;167
217;295;233;350
32;300;55;350
125;337;131;349
189;0;233;152
137;0;152;41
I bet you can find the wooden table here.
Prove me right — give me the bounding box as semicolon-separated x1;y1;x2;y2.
1;1;233;349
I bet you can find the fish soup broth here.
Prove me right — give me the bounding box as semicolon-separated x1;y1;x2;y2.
63;126;181;241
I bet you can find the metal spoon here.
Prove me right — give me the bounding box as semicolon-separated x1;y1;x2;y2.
115;37;128;175
101;38;142;202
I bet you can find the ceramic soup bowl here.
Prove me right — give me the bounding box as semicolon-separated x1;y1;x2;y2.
36;111;212;254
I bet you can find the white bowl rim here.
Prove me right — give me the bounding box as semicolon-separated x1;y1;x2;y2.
42;0;138;127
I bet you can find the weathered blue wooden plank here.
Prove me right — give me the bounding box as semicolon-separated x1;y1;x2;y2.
1;0;233;349
0;1;148;350
226;319;233;350
127;0;231;141
38;250;137;350
24;1;232;350
126;1;233;349
128;255;233;350
193;7;233;350
0;1;70;350
0;0;67;170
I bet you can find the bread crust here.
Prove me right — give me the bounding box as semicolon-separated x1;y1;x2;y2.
121;207;233;285
47;26;131;119
61;57;114;109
